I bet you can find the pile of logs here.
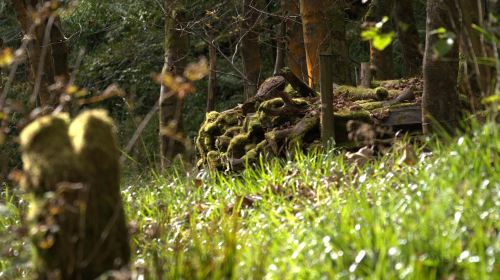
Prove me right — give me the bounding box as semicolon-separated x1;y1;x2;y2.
196;69;423;170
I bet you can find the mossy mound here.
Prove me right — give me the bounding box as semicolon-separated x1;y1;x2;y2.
20;110;130;279
196;78;423;170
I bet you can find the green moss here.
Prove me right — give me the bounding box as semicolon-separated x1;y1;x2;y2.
227;133;250;158
359;101;385;110
375;87;389;100
20;110;130;279
241;140;268;162
259;98;285;111
335;86;389;101
215;135;232;150
247;113;264;136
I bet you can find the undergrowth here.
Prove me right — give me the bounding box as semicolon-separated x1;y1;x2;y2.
1;122;499;279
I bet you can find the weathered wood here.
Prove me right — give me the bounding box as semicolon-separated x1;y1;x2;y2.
279;67;316;97
319;54;335;145
381;105;422;126
384;88;415;106
360;62;372;88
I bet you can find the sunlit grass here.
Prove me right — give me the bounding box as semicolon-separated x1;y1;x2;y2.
1;122;499;279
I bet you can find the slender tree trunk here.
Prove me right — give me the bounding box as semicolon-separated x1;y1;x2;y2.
283;0;307;81
364;0;395;80
241;0;263;99
160;0;189;168
422;0;460;134
300;0;352;89
394;0;422;77
206;35;217;112
50;18;70;81
320;54;335;145
273;19;286;75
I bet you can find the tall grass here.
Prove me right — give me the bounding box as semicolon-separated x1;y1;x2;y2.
1;122;499;279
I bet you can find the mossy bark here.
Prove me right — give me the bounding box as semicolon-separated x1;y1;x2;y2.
20;110;130;279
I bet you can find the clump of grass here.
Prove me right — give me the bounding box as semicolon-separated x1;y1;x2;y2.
1;122;499;279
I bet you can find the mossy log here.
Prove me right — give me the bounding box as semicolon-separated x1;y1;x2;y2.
196;78;423;170
20;110;130;279
334;85;392;101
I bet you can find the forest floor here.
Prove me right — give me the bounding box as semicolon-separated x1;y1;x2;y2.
0;121;499;279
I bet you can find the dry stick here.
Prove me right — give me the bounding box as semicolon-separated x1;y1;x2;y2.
319;53;335;145
121;99;160;164
31;15;56;106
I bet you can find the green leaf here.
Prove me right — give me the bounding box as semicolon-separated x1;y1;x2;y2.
372;32;395;51
482;94;500;104
432;39;453;57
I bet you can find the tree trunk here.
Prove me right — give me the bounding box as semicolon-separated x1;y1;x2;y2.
394;0;422;77
160;0;189;168
273;18;286;75
283;0;307;81
327;0;353;85
300;0;352;89
241;0;263;100
11;1;70;106
364;0;395;80
320;54;335;145
422;0;460;134
12;0;51;106
50;18;70;81
206;35;217;112
359;62;372;88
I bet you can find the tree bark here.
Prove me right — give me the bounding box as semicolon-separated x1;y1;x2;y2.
300;0;352;89
50;18;70;81
320;54;335;145
282;0;307;81
422;0;460;134
12;0;51;106
241;0;263;100
364;0;395;80
160;0;189;168
327;1;353;85
11;1;70;106
394;0;422;77
206;35;217;112
273;19;286;75
359;62;372;88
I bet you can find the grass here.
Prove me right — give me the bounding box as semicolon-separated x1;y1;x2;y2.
1;122;499;279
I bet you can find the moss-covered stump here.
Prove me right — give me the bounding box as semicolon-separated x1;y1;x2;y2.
196;79;423;170
20;110;130;279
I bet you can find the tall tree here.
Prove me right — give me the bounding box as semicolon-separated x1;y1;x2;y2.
364;0;395;80
160;0;189;167
394;0;422;77
422;0;460;134
282;0;307;81
300;0;352;88
241;0;263;99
